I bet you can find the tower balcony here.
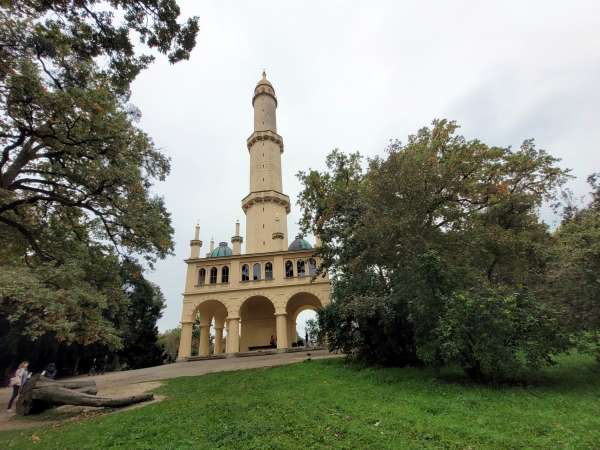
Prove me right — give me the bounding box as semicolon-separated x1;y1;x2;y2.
241;190;291;213
247;130;284;153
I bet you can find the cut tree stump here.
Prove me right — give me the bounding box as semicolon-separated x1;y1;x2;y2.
16;374;153;416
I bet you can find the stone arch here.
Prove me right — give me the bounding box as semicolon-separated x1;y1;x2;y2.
191;299;229;356
239;295;276;352
286;291;323;347
192;299;228;325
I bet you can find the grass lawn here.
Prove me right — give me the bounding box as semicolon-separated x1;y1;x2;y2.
2;353;600;449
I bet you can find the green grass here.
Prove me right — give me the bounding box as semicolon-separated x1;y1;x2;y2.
2;353;600;449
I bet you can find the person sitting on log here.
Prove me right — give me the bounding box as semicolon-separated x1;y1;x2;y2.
41;362;57;380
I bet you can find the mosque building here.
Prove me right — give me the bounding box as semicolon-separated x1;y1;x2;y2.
177;72;331;359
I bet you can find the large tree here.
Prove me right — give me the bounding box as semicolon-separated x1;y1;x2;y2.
0;1;198;353
298;120;571;380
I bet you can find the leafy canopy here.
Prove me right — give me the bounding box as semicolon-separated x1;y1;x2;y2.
298;119;570;380
0;0;198;347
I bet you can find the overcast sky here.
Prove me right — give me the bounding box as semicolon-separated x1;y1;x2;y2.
128;1;600;332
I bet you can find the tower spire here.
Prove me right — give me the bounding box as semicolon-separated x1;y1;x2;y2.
242;73;290;253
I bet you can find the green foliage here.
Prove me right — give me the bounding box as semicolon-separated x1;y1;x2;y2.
3;355;600;449
432;289;570;382
300;120;570;381
0;1;197;351
546;174;600;358
158;327;181;362
118;261;166;368
305;318;320;345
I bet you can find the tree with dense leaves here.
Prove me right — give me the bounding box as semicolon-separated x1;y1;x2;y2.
0;1;198;369
158;327;180;362
298;120;571;381
546;174;600;359
118;260;166;369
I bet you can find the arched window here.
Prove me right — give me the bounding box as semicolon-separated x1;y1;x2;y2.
285;260;294;278
265;262;273;280
241;264;249;281
221;266;229;283
210;267;217;284
297;260;306;277
308;258;317;276
253;263;261;281
198;268;206;285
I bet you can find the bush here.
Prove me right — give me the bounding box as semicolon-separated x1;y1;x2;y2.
319;293;419;367
433;289;570;382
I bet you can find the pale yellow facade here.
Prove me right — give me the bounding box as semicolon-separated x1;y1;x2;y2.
177;73;331;360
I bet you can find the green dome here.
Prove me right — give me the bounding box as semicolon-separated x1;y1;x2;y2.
288;236;312;251
209;242;232;258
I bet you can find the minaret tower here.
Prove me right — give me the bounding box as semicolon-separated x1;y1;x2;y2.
242;71;290;253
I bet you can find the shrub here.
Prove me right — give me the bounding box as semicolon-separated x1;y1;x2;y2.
433;289;570;382
319;293;419;367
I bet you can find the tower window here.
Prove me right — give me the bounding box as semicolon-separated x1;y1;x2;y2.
210;267;218;284
297;260;306;277
253;263;261;280
285;260;294;278
241;264;249;281
309;258;317;276
221;266;229;283
262;224;264;229
265;262;273;280
198;268;206;285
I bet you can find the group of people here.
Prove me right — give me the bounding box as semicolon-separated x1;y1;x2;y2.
6;361;57;412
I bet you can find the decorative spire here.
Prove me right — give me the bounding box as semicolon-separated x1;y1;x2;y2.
262;69;267;79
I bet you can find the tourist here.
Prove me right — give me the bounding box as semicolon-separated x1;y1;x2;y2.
269;335;276;348
6;361;29;411
42;362;57;379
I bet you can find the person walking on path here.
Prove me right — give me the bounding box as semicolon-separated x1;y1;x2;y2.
6;361;29;411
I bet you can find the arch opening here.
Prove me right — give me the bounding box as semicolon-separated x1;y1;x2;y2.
286;292;323;348
191;300;228;356
239;296;276;352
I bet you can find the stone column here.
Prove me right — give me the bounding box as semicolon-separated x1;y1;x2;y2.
214;327;224;354
287;316;295;347
199;325;210;356
226;317;240;354
177;321;193;361
275;313;289;350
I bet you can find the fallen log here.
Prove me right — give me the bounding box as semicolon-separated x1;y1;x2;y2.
37;378;96;390
16;374;153;416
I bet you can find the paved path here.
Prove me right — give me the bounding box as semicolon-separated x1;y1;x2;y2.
0;349;337;431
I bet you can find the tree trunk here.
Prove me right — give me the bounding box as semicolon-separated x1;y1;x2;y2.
16;374;153;416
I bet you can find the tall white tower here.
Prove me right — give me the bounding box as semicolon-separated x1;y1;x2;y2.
242;72;290;253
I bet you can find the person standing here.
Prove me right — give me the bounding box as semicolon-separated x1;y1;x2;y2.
6;361;29;411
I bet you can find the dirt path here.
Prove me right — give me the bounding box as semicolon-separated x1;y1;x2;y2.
0;349;337;432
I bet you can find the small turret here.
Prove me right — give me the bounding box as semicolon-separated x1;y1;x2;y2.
206;237;215;257
189;223;202;258
231;220;243;255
